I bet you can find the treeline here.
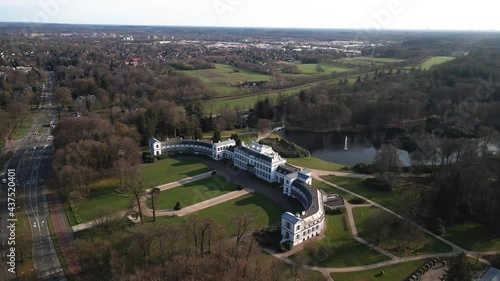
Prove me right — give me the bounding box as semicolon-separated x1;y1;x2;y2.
75;215;322;281
51;117;141;199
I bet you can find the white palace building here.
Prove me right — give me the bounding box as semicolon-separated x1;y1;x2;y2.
149;138;328;246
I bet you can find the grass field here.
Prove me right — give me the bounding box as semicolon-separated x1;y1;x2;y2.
331;260;423;281
443;222;500;251
419;56;455;70
291;214;389;267
141;157;210;187
205;83;311;113
278;62;355;76
287;156;350;172
180;63;270;95
67;158;210;225
147;176;237;210
159;193;286;235
10;114;38;140
353;207;452;256
321;176;419;211
337;57;405;67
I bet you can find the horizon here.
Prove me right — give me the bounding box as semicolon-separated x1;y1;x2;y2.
0;0;498;32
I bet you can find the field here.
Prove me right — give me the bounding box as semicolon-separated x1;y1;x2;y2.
443;222;500;251
278;61;355;76
336;57;405;68
10;113;39;140
159;193;286;235
419;56;455;70
147;176;237;210
353;207;452;256
67;158;210;225
291;213;389;267
205;86;305;113
141;157;210;187
180;63;270;95
331;260;423;281
320;176;423;211
287;156;350;172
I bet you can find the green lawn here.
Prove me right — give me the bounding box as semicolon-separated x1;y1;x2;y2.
353;207;452;256
180;63;270;95
206;84;310;113
71;178;133;224
287;156;349;172
202;128;253;139
321;176;413;211
67;157;210;225
419;56;455;70
11;114;37;140
291;214;389;267
278;62;355;76
337;57;405;67
147;176;237;210
141;157;210;187
443;222;500;251
159;193;286;236
331;260;423;281
313;181;355;201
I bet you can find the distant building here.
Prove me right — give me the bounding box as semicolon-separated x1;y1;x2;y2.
75;95;98;106
149;138;326;247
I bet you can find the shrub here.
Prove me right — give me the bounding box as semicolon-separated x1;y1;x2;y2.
258;138;310;158
236;184;243;191
353;163;375;174
174;202;182;210
280;240;293;252
348;197;366;204
253;226;281;250
142;152;156;163
211;170;217;176
325;207;345;215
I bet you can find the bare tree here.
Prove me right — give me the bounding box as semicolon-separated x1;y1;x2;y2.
128;177;145;224
373;144;402;185
150;187;160;222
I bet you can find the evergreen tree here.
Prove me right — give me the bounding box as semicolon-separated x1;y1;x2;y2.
212;130;221;143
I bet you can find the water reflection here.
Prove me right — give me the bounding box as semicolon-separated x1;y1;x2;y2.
278;129;411;166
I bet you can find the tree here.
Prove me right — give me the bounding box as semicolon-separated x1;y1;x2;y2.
54;87;73;108
129;178;146;224
315;64;325;74
212;130;221;143
365;209;392;246
150;187;160;222
440;252;474;281
373;144;402;185
257;119;272;135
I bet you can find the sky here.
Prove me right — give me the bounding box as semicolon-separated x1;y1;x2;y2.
0;0;497;31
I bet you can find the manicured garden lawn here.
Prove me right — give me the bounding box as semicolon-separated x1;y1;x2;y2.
141;157;210;187
180;63;270;95
287;156;349;172
160;193;286;236
291;214;388;267
443;222;500;251
330;260;423;281
147;176;237;210
72;178;133;224
321;176;417;211
353;207;452;256
313;181;355;201
419;56;455;70
67;158;210;225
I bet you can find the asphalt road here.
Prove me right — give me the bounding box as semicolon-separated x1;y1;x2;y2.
1;71;66;281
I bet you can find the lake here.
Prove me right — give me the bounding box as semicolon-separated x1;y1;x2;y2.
278;129;411;166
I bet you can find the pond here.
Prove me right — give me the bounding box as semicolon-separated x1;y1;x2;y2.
278;129;411;166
